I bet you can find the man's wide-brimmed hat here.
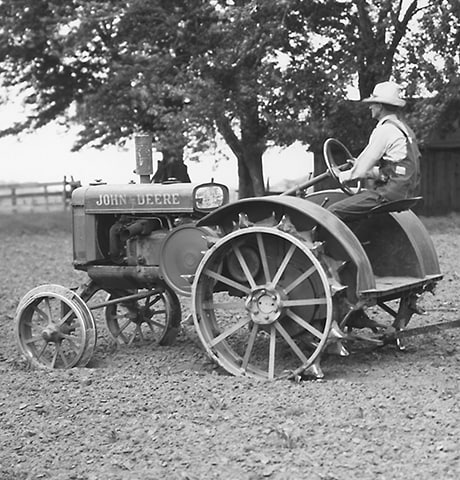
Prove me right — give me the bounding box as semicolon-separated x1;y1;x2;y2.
362;81;406;107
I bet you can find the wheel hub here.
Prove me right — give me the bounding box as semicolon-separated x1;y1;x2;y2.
245;287;282;325
41;325;62;343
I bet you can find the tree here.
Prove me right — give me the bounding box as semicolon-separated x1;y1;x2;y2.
0;1;459;196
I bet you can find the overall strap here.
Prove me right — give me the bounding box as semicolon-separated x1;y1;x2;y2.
382;118;411;141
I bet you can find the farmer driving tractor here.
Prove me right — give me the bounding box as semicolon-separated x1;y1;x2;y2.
328;81;421;220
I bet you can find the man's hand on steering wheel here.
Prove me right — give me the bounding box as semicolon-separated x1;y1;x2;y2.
332;158;356;183
323;138;361;195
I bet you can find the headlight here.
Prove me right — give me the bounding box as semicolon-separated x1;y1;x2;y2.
193;183;229;212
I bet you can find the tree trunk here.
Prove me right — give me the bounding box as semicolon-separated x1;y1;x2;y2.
216;111;266;199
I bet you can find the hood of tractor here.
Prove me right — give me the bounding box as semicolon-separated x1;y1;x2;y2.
72;183;198;214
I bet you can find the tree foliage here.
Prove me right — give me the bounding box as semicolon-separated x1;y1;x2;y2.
0;0;458;196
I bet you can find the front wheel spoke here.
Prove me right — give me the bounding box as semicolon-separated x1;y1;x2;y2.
204;269;251;294
138;326;145;342
271;244;296;286
146;318;165;330
268;326;276;380
32;305;50;323
282;297;327;307
50;344;60;368
45;298;54;324
241;323;259;370
256;233;271;283
275;322;309;364
118;318;132;334
208;316;251;348
233;245;257;289
56;309;75;328
25;335;43;345
35;341;49;360
284;265;317;294
128;326;139;345
146;295;161;308
58;347;70;367
61;335;81;353
286;309;325;340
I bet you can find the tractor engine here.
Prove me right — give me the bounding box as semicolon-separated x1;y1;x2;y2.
71;181;228;294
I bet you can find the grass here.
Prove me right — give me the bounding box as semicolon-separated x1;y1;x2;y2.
0;208;73;235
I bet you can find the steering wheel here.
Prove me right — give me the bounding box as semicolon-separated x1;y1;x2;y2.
323;138;362;195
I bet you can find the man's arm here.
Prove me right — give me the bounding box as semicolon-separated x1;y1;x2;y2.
338;126;388;183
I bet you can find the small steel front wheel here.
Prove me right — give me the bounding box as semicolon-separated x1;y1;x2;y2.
104;288;181;346
15;284;97;369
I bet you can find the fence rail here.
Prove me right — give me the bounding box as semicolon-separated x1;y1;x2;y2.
0;177;81;211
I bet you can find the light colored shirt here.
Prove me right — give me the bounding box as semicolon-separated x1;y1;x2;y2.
340;114;408;182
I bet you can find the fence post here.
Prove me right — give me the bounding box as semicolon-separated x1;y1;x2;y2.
44;184;49;209
63;176;67;209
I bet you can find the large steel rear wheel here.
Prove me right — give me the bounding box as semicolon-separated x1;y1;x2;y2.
192;225;334;380
104;288;181;346
15;285;96;369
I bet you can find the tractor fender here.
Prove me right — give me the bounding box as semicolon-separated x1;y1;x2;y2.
388;210;441;276
197;195;376;295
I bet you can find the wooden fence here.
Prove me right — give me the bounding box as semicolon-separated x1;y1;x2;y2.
417;146;460;215
0;176;81;212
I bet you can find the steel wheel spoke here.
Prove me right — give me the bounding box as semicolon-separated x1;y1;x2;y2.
275;322;309;364
58;347;70;368
127;327;138;345
208;317;251;347
32;305;49;323
282;297;327;307
256;233;271;283
203;300;243;310
146;318;166;329
25;335;43;345
286;309;325;340
57;309;74;328
146;295;161;307
233;245;257;289
118;318;132;334
204;268;251;294
241;323;259;371
61;335;81;353
138;326;145;343
50;345;59;368
284;265;317;294
35;341;49;360
268;326;276;380
271;244;296;286
45;298;54;324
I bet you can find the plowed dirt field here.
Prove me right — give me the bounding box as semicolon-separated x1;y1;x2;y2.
1;211;459;480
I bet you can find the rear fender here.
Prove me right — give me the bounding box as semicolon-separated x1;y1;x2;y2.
197;196;376;297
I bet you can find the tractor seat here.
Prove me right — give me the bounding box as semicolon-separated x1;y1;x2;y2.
368;196;422;215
